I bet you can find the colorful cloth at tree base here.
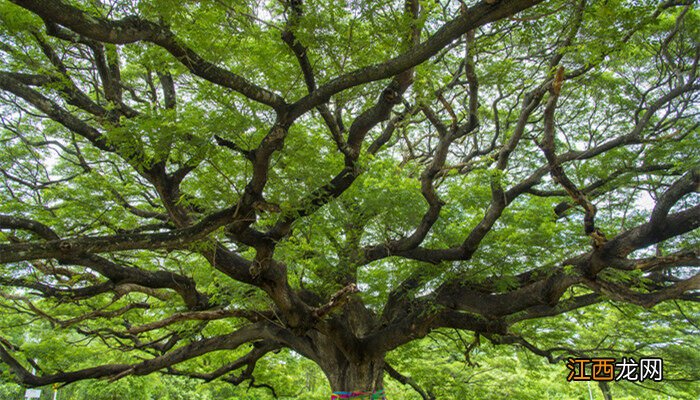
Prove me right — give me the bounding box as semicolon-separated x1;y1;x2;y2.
331;389;386;399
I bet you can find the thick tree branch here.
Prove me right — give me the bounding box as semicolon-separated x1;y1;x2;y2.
538;66;603;243
10;0;287;111
584;274;700;308
0;205;241;263
0;322;274;387
126;308;273;335
1;214;209;308
649;168;699;227
289;0;545;117
0;72;113;152
165;340;280;382
25;301;150;329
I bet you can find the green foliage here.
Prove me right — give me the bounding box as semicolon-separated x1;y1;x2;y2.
0;0;698;398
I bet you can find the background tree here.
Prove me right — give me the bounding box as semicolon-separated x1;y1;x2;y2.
0;0;698;398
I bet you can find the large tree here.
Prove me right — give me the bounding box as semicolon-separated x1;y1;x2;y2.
0;0;698;398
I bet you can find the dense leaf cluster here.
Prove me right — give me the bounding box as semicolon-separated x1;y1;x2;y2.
0;0;697;398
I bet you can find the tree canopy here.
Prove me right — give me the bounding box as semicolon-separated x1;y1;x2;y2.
0;0;698;399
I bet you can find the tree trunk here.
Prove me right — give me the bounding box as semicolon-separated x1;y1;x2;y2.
324;358;385;393
307;299;388;397
311;339;386;396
